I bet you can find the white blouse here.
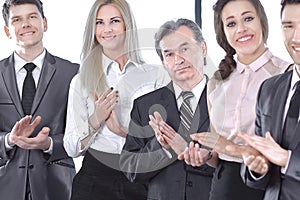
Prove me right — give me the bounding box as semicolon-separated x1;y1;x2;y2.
64;56;170;157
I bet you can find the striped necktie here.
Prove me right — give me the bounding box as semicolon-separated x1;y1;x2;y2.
180;91;194;136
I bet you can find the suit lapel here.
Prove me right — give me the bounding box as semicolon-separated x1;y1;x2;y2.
272;72;292;143
1;54;24;116
31;52;56;115
164;83;181;128
189;85;208;134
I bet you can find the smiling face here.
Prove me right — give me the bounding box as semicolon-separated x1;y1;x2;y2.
160;25;206;89
221;0;265;64
281;4;300;66
4;3;47;52
95;4;126;57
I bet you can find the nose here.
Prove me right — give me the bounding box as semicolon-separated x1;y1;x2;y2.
236;22;247;33
174;54;185;65
103;24;112;33
292;25;300;42
21;19;31;28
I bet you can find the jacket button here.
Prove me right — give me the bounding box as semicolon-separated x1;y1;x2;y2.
186;181;193;187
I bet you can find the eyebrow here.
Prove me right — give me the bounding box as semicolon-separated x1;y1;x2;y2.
282;21;293;24
224;11;253;21
163;42;189;53
96;16;122;21
10;12;39;19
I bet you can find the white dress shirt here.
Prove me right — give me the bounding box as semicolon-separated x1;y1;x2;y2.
64;55;170;157
5;50;54;154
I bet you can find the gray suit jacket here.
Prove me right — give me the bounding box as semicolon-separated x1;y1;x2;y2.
120;82;214;200
0;51;79;200
241;71;300;200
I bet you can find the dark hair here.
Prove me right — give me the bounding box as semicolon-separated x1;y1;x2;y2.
281;0;300;18
213;0;269;80
2;0;44;26
154;18;204;61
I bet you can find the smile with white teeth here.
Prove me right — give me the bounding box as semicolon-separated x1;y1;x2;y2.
237;35;252;42
294;46;300;52
21;32;34;36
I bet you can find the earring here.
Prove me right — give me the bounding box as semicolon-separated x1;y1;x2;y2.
204;57;207;66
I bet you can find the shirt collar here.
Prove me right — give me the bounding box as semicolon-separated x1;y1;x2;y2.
14;49;46;73
102;53;139;75
237;48;272;73
291;65;300;91
174;75;207;102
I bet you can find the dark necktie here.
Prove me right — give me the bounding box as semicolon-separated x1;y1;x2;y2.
22;63;36;115
282;81;300;148
180;91;194;137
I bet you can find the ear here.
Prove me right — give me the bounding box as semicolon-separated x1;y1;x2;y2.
162;60;167;69
201;41;207;57
4;25;12;39
43;17;48;32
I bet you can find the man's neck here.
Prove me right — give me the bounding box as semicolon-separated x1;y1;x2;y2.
15;46;44;62
176;74;204;91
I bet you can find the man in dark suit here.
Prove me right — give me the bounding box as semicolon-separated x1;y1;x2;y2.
0;0;78;199
229;0;300;199
120;18;214;200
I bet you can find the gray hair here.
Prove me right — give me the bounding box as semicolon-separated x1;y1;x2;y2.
154;18;204;61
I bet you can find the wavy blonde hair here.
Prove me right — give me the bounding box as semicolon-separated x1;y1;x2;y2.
79;0;144;94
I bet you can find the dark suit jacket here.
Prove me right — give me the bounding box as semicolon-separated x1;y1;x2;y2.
241;71;300;200
0;51;79;200
120;82;214;200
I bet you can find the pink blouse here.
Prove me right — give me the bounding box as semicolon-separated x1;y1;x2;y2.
208;49;290;162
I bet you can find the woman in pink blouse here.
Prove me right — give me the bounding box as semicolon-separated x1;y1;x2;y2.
181;0;290;199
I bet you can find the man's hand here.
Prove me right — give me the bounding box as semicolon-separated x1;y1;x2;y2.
149;112;187;155
178;141;212;167
226;144;269;175
149;112;169;148
236;132;289;167
8;115;51;150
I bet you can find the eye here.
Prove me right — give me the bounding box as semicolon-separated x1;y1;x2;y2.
11;18;19;24
180;47;189;54
111;19;121;24
165;52;174;58
96;20;104;25
30;14;38;19
226;21;236;28
282;24;293;30
245;16;254;22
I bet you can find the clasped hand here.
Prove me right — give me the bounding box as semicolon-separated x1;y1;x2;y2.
91;88;127;137
149;111;187;155
8;115;51;151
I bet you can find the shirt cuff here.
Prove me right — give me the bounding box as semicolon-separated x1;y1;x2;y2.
162;147;172;159
5;133;14;150
43;137;53;154
281;150;292;174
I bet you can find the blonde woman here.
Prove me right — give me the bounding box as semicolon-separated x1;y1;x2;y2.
63;0;168;199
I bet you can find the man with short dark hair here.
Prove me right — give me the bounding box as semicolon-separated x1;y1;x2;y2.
120;18;214;200
0;0;78;199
